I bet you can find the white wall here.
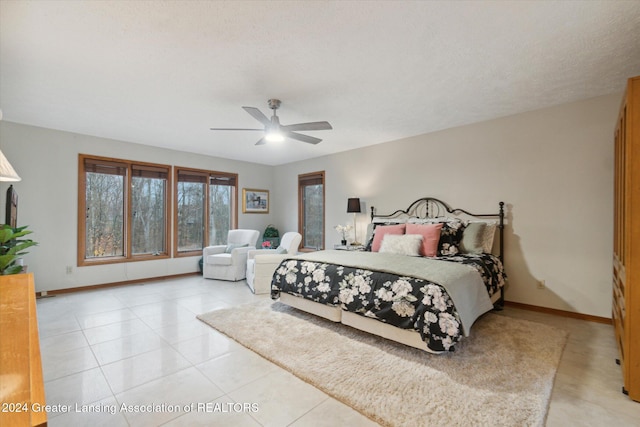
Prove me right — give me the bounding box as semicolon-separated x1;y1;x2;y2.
0;93;621;317
0;122;276;292
274;94;621;318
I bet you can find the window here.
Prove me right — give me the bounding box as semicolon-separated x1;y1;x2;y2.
78;155;171;265
174;168;237;256
298;171;325;250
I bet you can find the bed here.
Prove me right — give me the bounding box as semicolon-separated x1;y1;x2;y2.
270;197;507;353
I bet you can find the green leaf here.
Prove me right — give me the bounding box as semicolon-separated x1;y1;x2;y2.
0;225;37;274
8;241;37;256
2;265;23;275
0;228;14;244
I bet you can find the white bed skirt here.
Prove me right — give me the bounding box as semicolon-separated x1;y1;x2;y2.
278;291;502;354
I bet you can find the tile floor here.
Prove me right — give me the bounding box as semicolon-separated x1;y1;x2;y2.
36;276;640;426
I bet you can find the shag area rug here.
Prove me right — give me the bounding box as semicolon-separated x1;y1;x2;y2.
197;300;567;427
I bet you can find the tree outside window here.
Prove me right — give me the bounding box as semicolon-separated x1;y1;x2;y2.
175;168;237;256
299;171;325;250
79;155;171;265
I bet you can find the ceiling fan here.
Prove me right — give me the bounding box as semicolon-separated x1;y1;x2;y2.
210;99;332;145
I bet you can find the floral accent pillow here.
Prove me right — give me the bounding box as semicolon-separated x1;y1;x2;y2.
438;221;466;255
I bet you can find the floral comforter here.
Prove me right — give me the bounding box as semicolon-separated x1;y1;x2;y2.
271;251;506;352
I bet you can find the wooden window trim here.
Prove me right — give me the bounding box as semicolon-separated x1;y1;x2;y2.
173;166;238;258
298;171;325;251
78;154;172;267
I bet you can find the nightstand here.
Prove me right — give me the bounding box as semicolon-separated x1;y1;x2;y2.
334;244;365;251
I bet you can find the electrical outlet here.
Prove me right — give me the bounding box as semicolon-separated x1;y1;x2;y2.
66;266;73;274
537;279;546;290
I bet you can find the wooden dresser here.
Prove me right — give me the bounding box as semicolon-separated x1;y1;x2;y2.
0;273;47;426
613;75;640;402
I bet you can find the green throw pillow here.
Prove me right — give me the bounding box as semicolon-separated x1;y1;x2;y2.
225;243;249;253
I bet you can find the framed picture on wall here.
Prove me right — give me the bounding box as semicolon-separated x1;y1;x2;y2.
242;188;269;214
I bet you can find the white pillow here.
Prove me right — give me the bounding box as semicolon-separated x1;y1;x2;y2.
467;220;497;253
379;234;423;256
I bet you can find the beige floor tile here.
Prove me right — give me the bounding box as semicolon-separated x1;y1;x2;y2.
101;345;191;393
152;318;212;344
290;398;380;427
228;370;329;427
163;396;262;426
35;277;640;426
174;293;232;314
41;346;98;382
171;329;242;364
196;347;278;393
44;368;113;417
90;330;166;365
38;314;81;338
138;307;199;329
129;300;188;318
115;367;225;426
46;397;129;427
39;330;88;352
75;308;138;329
82;318;154;345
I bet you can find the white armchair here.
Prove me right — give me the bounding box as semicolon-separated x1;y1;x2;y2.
203;229;260;281
246;231;302;294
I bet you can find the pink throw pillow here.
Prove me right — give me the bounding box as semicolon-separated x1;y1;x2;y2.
371;224;406;252
406;223;443;257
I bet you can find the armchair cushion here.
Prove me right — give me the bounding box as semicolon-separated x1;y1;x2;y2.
208;253;232;266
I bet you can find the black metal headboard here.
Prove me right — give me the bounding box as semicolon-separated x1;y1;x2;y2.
370;197;505;262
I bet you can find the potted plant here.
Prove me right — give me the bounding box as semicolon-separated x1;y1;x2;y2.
335;224;352;246
0;225;37;275
263;224;280;248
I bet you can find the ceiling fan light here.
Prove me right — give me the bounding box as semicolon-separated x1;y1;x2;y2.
265;131;284;143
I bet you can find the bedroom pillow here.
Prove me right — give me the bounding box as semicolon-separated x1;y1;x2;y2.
378;234;423;257
405;223;443;257
438;220;466;256
365;222;405;251
460;222;486;254
370;224;406;252
481;222;497;253
467;220;497;253
225;243;249;253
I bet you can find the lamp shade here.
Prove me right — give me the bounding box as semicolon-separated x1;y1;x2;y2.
0;150;21;182
347;198;361;213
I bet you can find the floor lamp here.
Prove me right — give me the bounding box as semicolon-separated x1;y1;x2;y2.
347;198;361;245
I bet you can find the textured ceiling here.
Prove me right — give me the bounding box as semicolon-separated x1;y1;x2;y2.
1;1;640;166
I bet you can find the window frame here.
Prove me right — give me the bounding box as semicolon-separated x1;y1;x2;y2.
298;171;325;251
77;154;172;266
173;167;238;258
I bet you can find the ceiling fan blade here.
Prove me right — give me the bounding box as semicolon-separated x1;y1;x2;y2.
255;137;267;146
242;107;271;126
210;128;264;131
285;131;322;145
281;121;332;132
